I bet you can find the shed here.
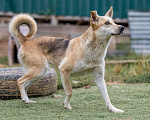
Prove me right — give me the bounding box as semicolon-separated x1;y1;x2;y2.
128;11;150;54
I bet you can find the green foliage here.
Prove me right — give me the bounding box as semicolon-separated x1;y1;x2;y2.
123;74;150;83
105;60;150;83
0;84;150;120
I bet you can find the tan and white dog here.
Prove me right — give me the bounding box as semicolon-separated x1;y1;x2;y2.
9;6;124;113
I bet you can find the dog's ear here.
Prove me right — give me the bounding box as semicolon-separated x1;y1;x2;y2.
105;6;113;18
90;10;99;29
91;10;98;22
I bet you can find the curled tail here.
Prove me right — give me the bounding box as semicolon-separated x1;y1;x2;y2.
9;14;37;44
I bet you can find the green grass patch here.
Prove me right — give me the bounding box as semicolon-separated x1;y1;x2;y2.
57;73;95;89
105;61;150;83
0;84;150;120
106;51;150;61
0;56;8;65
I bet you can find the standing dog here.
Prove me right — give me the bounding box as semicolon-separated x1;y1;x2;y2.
9;6;124;113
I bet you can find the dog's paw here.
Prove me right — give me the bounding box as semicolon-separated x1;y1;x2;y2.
63;103;72;109
64;105;72;109
107;104;124;113
23;99;36;104
108;106;124;113
109;107;124;113
28;100;36;103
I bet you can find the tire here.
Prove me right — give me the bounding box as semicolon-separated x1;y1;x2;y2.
0;67;57;99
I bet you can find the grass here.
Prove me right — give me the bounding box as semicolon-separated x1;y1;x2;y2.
0;56;8;65
0;84;150;120
105;60;150;83
57;72;95;89
0;50;150;119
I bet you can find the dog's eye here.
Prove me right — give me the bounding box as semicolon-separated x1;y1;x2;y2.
105;21;110;25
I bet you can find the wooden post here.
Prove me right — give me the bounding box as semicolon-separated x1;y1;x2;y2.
51;15;58;25
8;36;20;66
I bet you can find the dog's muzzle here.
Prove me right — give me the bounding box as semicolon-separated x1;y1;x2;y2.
119;26;124;34
111;25;124;35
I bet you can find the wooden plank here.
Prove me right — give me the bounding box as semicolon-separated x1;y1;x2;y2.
129;23;150;28
36;31;70;35
130;44;150;49
131;50;150;54
128;11;150;17
114;18;128;24
106;59;150;64
37;24;88;30
36;32;69;39
0;12;14;17
129;26;150;30
131;40;150;44
129;22;150;25
0;50;8;57
133;49;150;54
0;31;8;35
131;34;150;39
57;16;90;21
128;17;150;21
0;26;8;29
130;31;150;35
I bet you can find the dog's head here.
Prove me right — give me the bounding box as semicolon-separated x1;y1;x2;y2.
90;6;124;39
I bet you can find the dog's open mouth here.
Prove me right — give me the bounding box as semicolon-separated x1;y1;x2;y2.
111;31;124;35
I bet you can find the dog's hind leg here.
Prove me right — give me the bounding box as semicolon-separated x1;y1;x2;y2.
18;67;47;104
25;67;47;103
18;48;49;103
60;70;72;109
93;63;124;113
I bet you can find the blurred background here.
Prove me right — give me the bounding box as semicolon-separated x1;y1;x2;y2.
0;0;150;85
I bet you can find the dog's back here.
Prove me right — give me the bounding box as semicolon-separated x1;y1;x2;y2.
9;14;71;68
37;36;70;66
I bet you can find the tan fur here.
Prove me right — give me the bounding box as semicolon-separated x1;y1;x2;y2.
9;14;37;44
9;7;124;113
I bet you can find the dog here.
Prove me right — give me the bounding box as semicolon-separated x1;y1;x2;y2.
9;6;124;113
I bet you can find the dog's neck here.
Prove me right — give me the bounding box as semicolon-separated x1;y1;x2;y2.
81;26;111;50
80;27;111;63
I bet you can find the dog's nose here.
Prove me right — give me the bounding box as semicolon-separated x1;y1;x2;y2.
119;26;124;32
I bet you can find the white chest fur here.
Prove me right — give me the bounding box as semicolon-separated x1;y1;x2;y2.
71;38;111;77
84;38;111;64
71;60;95;77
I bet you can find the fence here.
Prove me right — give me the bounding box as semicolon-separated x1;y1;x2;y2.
0;0;150;19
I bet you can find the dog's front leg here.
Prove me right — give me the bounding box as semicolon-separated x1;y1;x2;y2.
60;70;72;109
93;63;124;113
